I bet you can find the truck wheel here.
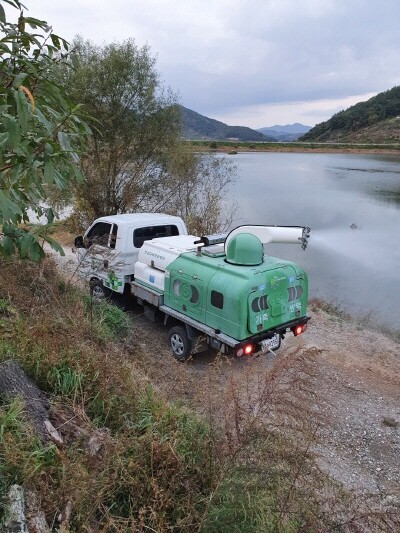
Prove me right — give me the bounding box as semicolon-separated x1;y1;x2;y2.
90;279;110;300
168;326;192;361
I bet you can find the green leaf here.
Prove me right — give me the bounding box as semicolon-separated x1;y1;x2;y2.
20;232;32;258
0;42;12;54
43;159;55;185
44;208;55;224
57;131;72;151
0;5;6;24
6;115;21;148
29;240;45;262
45;235;65;256
0;236;15;258
53;169;66;189
0;190;23;223
0;132;9;148
50;34;60;49
14;89;29;132
1;0;21;7
34;107;52;134
73;164;85;183
24;17;47;29
12;72;28;88
53;35;69;50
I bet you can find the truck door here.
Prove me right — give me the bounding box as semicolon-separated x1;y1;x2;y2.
168;270;205;321
79;221;124;292
247;269;290;334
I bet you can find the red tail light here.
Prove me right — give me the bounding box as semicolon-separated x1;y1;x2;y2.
236;343;255;357
244;344;254;355
292;323;307;337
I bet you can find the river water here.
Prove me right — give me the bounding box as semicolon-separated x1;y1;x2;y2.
227;152;400;330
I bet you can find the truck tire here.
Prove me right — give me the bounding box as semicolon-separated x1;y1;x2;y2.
89;279;111;300
168;326;192;361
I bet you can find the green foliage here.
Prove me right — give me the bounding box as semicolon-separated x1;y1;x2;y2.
58;37;182;224
82;295;130;340
47;363;84;401
0;0;90;260
0;259;216;529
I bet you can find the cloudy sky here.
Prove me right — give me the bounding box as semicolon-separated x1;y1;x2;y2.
14;0;400;128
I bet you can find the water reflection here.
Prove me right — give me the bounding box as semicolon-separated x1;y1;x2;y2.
373;188;400;206
229;152;400;329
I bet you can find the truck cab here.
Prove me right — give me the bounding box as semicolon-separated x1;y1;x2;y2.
74;213;188;297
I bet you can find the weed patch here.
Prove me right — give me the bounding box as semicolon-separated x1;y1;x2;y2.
82;294;130;341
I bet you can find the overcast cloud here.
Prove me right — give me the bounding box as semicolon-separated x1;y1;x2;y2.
16;0;400;127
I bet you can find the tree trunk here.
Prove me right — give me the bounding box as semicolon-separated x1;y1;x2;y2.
0;360;62;444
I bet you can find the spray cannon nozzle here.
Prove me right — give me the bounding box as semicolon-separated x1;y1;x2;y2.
300;226;311;250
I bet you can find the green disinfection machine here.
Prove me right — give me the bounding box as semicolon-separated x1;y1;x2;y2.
133;225;311;359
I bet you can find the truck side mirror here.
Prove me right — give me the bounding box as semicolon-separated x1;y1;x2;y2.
74;235;85;248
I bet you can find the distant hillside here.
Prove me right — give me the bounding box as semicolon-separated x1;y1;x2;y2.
301;86;400;143
257;123;311;141
179;106;273;142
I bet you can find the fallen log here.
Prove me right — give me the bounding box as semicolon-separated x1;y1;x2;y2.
3;485;28;533
0;359;62;444
4;485;51;533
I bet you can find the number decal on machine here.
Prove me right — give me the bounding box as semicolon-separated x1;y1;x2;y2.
255;313;269;325
289;302;301;313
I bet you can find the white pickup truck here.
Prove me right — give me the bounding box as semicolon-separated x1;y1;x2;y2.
74;213;188;299
75;213;310;360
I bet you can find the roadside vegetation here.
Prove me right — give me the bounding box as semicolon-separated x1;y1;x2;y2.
1;256;398;531
0;259;396;533
0;257;214;530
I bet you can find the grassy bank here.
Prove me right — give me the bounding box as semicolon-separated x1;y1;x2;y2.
0;258;215;531
187;139;400;154
0;257;395;531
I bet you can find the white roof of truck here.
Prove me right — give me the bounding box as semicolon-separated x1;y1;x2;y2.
95;213;184;226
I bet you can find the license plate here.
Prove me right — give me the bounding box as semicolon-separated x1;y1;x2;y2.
260;334;280;352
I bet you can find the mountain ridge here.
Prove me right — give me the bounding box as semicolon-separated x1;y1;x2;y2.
301;86;400;143
257;123;311;141
179;105;273;142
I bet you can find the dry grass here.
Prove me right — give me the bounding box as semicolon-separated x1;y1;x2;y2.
0;257;398;531
0;258;214;530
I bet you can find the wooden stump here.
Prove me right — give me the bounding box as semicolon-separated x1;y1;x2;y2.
0;360;62;444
